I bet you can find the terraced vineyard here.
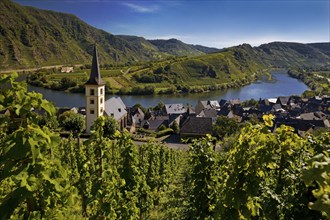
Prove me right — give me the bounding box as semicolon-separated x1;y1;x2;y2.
26;44;270;95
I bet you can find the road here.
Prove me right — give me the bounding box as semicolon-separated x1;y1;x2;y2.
0;64;84;74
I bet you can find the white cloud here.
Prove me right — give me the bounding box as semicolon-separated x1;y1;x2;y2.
122;2;159;13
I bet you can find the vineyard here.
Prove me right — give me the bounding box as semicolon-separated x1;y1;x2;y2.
1;73;330;219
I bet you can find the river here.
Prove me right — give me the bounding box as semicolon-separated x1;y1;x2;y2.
27;70;309;108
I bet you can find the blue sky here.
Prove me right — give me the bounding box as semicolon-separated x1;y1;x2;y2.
14;0;330;48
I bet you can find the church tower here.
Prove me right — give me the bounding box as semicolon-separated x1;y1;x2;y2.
85;45;105;133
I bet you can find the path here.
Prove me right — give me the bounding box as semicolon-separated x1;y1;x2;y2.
0;64;83;74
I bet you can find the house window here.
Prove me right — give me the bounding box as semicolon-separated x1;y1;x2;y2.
90;89;95;96
100;98;103;104
101;108;103;113
100;88;103;95
90;99;94;104
90;109;94;114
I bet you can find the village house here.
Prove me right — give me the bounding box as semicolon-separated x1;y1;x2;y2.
180;117;213;139
195;100;220;115
130;107;145;127
104;97;128;131
61;66;74;73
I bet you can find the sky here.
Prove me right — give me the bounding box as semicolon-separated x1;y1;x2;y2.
14;0;330;49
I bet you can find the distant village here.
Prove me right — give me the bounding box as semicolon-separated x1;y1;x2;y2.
54;94;330;141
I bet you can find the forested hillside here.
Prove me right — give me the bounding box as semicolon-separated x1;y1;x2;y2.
258;42;330;67
1;72;330;219
0;0;213;69
0;0;329;71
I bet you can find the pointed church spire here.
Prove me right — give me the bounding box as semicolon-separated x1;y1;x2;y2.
85;44;105;85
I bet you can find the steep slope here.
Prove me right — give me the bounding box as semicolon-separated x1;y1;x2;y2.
1;0;329;71
258;42;330;67
0;0;211;69
0;0;148;68
191;44;221;54
125;44;268;92
148;39;205;56
118;35;221;56
308;43;330;56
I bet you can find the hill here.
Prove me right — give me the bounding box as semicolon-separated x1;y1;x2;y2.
0;0;215;69
258;42;330;68
1;0;329;95
27;43;269;94
118;36;220;57
307;43;330;56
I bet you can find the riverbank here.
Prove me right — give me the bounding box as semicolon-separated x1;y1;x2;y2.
288;68;330;96
28;70;309;108
25;67;268;96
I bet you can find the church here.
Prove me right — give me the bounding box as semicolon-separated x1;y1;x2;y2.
85;45;127;133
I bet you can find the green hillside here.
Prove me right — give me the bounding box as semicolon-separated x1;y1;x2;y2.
27;44;269;95
0;0;214;69
258;42;330;68
1;0;330;95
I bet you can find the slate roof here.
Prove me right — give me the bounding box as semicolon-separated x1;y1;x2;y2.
85;45;105;85
141;116;168;130
277;96;290;106
187;106;196;115
229;99;241;105
219;99;228;107
218;107;232;117
259;105;273;113
298;112;327;120
180;117;213;135
198;108;218;118
199;100;220;109
104;97;127;120
165;103;186;114
132;107;145;118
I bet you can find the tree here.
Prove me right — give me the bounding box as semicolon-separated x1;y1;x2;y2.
91;116;118;138
170;121;179;134
212;116;240;140
59;111;85;136
153;101;165;112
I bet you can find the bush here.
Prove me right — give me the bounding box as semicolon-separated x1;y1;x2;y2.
156;128;174;138
158;124;167;131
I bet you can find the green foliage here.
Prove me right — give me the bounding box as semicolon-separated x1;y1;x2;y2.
156;128;174;138
216;123;317;219
59;111;85;135
2;72;330;219
187;134;217;219
91;115;118;138
288;68;330;96
158;124;167;131
212;115;240;140
0;73;76;219
170;121;179;133
303;132;330;218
